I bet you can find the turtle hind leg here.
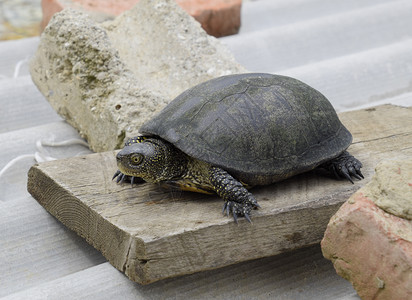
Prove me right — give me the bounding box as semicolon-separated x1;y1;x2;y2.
209;167;260;223
321;151;364;184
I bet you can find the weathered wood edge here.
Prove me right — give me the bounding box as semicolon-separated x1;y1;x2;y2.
129;195;346;284
27;166;145;277
26;156;358;285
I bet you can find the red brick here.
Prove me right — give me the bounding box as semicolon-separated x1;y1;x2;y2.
41;0;241;37
321;192;412;300
176;0;241;37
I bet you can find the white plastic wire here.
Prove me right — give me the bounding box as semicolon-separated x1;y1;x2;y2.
0;154;37;178
13;57;29;78
41;138;90;148
0;57;29;80
0;138;90;180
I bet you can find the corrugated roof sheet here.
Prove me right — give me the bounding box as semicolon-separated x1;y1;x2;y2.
1;0;411;298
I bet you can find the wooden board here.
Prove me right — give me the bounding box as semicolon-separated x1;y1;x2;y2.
27;104;412;284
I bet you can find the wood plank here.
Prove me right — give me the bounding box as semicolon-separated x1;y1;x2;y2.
27;105;412;284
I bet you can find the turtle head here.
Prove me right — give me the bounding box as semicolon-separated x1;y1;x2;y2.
116;138;186;183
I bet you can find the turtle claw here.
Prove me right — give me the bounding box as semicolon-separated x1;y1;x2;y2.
112;170;121;181
112;170;127;184
113;170;145;186
345;172;354;184
223;201;230;217
118;173;127;184
244;213;252;224
232;208;238;224
130;176;139;187
222;202;228;215
351;172;363;180
222;200;258;223
340;167;354;184
321;151;363;183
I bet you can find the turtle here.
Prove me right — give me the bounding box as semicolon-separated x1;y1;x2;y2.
114;73;363;222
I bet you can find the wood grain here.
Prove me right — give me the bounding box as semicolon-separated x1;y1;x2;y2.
27;104;412;284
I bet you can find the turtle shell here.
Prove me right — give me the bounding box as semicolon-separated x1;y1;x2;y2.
140;73;352;185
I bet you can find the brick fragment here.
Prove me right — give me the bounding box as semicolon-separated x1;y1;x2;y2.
321;159;412;300
40;0;241;37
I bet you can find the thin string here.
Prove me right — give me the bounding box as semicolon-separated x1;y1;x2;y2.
0;138;90;179
0;57;29;79
13;57;29;78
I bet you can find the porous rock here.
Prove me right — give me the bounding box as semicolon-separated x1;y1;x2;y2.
365;159;412;220
321;159;412;300
30;0;246;152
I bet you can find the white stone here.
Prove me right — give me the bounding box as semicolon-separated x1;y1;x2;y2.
365;159;412;220
30;0;246;152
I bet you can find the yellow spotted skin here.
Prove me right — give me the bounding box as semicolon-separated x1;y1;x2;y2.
170;158;215;194
124;136;147;146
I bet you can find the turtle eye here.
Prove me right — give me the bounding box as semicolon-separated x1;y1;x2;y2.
130;154;144;165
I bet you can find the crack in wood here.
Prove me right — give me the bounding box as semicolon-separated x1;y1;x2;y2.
352;132;411;144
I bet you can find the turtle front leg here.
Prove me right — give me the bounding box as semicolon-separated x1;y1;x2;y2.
209;166;260;223
321;151;364;184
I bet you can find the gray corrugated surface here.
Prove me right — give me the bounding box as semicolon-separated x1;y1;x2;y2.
228;0;412;72
0;37;38;78
3;246;359;300
237;0;392;34
1;0;411;298
0;76;62;133
221;0;412;111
